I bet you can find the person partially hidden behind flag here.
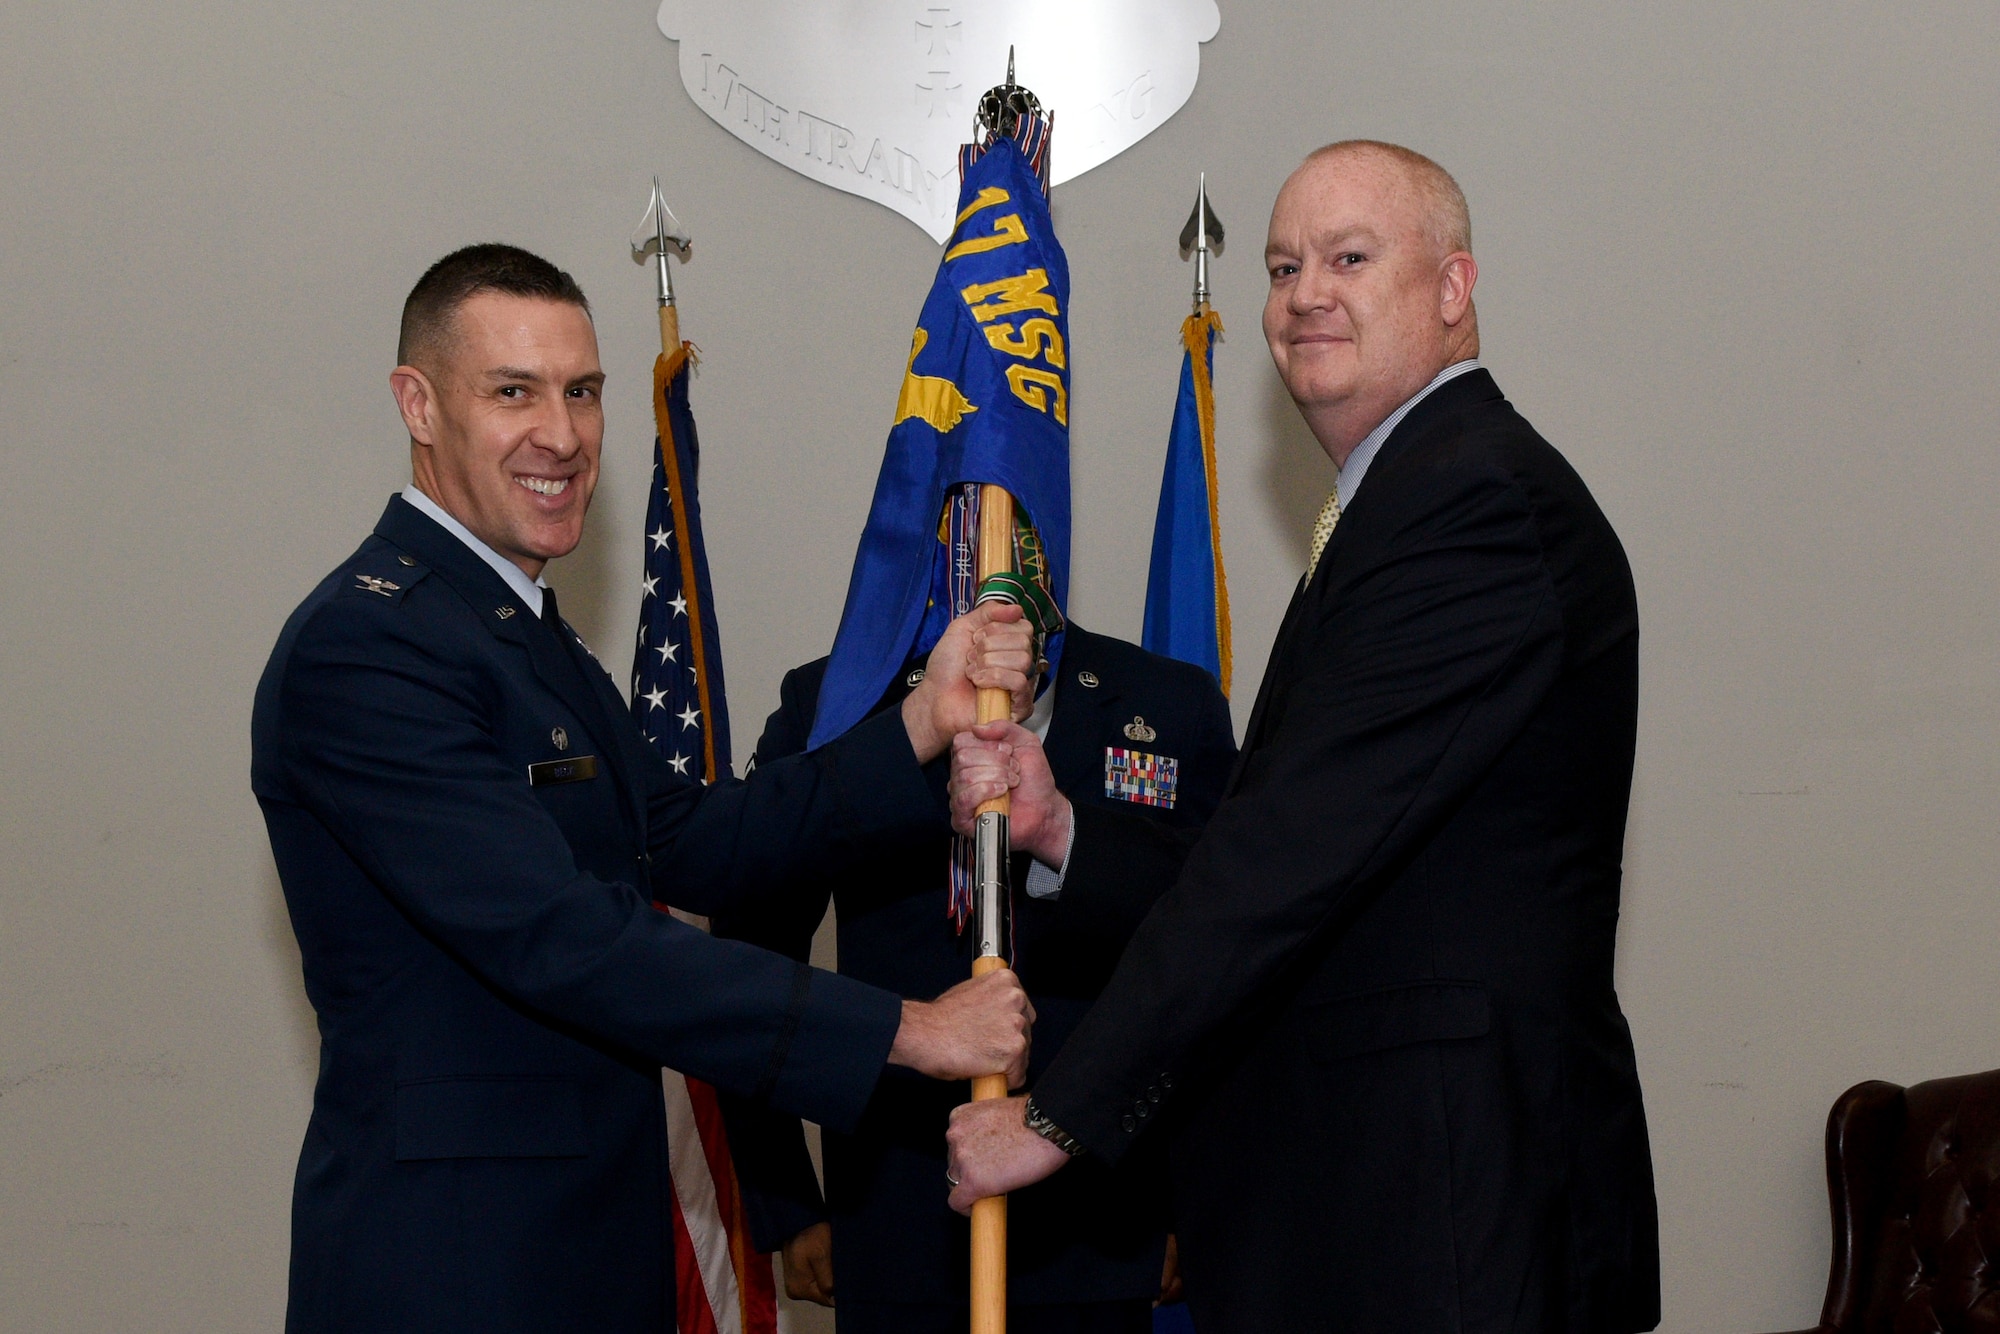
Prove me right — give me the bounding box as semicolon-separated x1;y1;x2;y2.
708;111;1237;1334
715;590;1237;1334
250;243;1042;1334
945;143;1661;1332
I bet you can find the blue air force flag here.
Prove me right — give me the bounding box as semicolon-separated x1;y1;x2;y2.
808;136;1072;750
1142;309;1232;697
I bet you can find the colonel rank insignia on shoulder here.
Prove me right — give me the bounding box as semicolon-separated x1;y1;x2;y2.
1105;747;1179;809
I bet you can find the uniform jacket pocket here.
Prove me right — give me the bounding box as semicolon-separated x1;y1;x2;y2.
394;1076;590;1160
1303;981;1491;1062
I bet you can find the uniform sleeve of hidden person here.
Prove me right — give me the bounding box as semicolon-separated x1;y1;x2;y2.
1031;454;1568;1163
265;594;907;1134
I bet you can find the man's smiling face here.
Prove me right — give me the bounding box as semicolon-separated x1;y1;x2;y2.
1261;148;1475;465
397;291;605;577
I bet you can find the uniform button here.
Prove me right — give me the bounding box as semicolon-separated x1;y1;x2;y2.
1159;1074;1174;1090
1146;1086;1161;1103
1121;1114;1137;1133
1134;1101;1150;1120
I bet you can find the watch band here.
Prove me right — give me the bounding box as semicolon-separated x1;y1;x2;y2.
1023;1096;1085;1157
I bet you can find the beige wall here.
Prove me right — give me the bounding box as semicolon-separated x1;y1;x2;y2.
4;2;1997;1328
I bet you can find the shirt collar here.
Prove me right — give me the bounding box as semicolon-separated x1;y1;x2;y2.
1335;359;1483;510
400;485;547;617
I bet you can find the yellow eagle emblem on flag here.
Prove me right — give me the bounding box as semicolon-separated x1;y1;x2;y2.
893;328;977;434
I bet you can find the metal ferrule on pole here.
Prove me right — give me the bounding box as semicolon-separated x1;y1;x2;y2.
974;811;1010;959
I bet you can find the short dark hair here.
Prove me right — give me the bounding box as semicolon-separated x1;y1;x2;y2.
397;243;591;369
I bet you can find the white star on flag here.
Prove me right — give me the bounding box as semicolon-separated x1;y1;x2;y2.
667;753;691;775
649;526;673;552
677;704;701;731
642;574;659;598
669;594;688;618
655;639;679;664
642;684;669;711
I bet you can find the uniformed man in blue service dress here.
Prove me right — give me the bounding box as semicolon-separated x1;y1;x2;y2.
251;244;1040;1333
714;626;1237;1334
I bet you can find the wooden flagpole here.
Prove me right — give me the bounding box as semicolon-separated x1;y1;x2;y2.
968;480;1016;1334
969;481;1017;1334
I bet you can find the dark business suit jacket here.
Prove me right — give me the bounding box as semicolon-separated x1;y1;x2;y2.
714;627;1237;1309
251;496;930;1333
1034;372;1660;1333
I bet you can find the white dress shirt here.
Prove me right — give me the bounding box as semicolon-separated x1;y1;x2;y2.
401;485;548;618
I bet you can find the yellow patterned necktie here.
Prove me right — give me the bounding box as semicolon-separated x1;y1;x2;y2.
1305;489;1342;580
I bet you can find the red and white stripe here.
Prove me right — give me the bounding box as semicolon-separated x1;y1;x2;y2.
663;1067;780;1334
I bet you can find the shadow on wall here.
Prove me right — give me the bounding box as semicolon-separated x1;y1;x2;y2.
1257;368;1327;563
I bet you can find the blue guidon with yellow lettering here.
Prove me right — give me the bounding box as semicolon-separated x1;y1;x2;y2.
809;134;1072;750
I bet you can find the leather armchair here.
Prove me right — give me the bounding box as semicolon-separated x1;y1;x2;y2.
1763;1069;2000;1333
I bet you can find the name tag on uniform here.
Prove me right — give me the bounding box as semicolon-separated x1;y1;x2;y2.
528;755;599;787
1105;747;1178;809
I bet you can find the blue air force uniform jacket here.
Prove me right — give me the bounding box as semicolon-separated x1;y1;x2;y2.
713;627;1237;1308
250;496;933;1333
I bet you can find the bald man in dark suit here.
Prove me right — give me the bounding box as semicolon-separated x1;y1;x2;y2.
945;143;1659;1333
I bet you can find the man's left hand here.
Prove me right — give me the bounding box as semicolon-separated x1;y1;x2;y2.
901;603;1036;762
945;1094;1072;1214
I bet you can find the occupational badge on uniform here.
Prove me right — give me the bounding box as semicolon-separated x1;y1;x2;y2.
354;575;400;597
906;667;926;687
1105;747;1178;809
551;727;569;751
1123;716;1157;743
495;605;518;620
1077;670;1100;688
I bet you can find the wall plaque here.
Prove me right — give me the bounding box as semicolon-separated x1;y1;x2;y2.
655;0;1221;242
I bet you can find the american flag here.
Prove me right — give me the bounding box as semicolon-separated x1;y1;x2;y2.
629;342;777;1334
631;345;730;778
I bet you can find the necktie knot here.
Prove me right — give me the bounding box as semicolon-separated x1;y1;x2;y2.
539;585;561;632
1306;490;1342;580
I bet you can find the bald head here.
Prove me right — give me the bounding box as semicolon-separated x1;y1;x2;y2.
1262;141;1480;465
1305;140;1471;261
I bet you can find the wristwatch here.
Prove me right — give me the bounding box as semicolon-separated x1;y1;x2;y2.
1023;1096;1085;1157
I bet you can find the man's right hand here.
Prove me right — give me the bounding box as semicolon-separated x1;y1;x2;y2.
781;1222;834;1306
887;966;1034;1086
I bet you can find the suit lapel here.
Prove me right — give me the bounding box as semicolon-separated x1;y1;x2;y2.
1232;370;1508;771
375;497;649;837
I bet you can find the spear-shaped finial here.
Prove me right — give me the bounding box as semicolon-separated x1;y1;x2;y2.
1179;173;1226;314
632;175;693;350
631;175;692;309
